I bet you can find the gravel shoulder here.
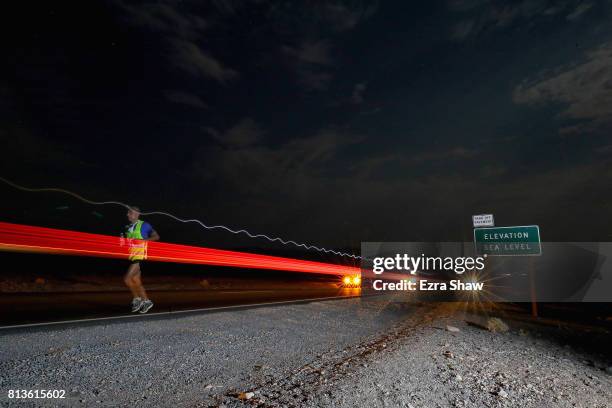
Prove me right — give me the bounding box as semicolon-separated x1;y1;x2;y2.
0;296;419;407
220;304;611;408
1;298;610;408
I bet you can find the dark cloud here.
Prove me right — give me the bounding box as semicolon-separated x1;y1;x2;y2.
283;41;334;91
206;118;264;147
264;1;378;34
116;1;207;37
173;41;239;83
316;1;379;32
448;0;491;12
566;2;594;20
272;2;378;91
513;41;612;135
410;146;479;164
283;41;333;65
595;144;612;154
210;0;243;15
117;1;238;83
348;146;479;180
164;90;208;110
351;82;367;104
195;127;361;195
448;0;594;41
295;69;334;91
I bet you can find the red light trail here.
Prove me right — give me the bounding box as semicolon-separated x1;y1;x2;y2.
0;222;360;277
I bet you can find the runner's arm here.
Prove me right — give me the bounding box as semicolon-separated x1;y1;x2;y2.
147;229;160;242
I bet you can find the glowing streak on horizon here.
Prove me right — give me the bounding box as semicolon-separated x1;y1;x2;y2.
0;176;361;260
0;222;361;276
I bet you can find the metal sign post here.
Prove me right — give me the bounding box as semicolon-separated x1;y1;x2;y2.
529;258;538;318
472;222;542;318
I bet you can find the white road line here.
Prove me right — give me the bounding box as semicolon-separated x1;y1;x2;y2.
0;294;366;331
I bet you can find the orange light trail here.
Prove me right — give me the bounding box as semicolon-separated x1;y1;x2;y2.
0;222;360;276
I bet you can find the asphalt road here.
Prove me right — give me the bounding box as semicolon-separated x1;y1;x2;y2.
0;287;363;326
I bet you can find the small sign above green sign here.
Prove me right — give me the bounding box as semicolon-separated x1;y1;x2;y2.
474;225;541;256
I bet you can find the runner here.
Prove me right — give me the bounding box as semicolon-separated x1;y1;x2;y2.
122;206;160;313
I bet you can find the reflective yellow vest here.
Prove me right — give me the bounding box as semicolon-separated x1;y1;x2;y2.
126;220;147;261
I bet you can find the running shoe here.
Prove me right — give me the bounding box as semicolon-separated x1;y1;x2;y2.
139;299;154;314
131;297;143;312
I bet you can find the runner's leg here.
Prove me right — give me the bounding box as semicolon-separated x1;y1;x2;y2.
131;263;148;300
124;263;140;298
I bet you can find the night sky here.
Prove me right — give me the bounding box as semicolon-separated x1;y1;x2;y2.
2;1;612;254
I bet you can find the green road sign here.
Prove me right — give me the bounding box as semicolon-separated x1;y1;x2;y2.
474;225;541;256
